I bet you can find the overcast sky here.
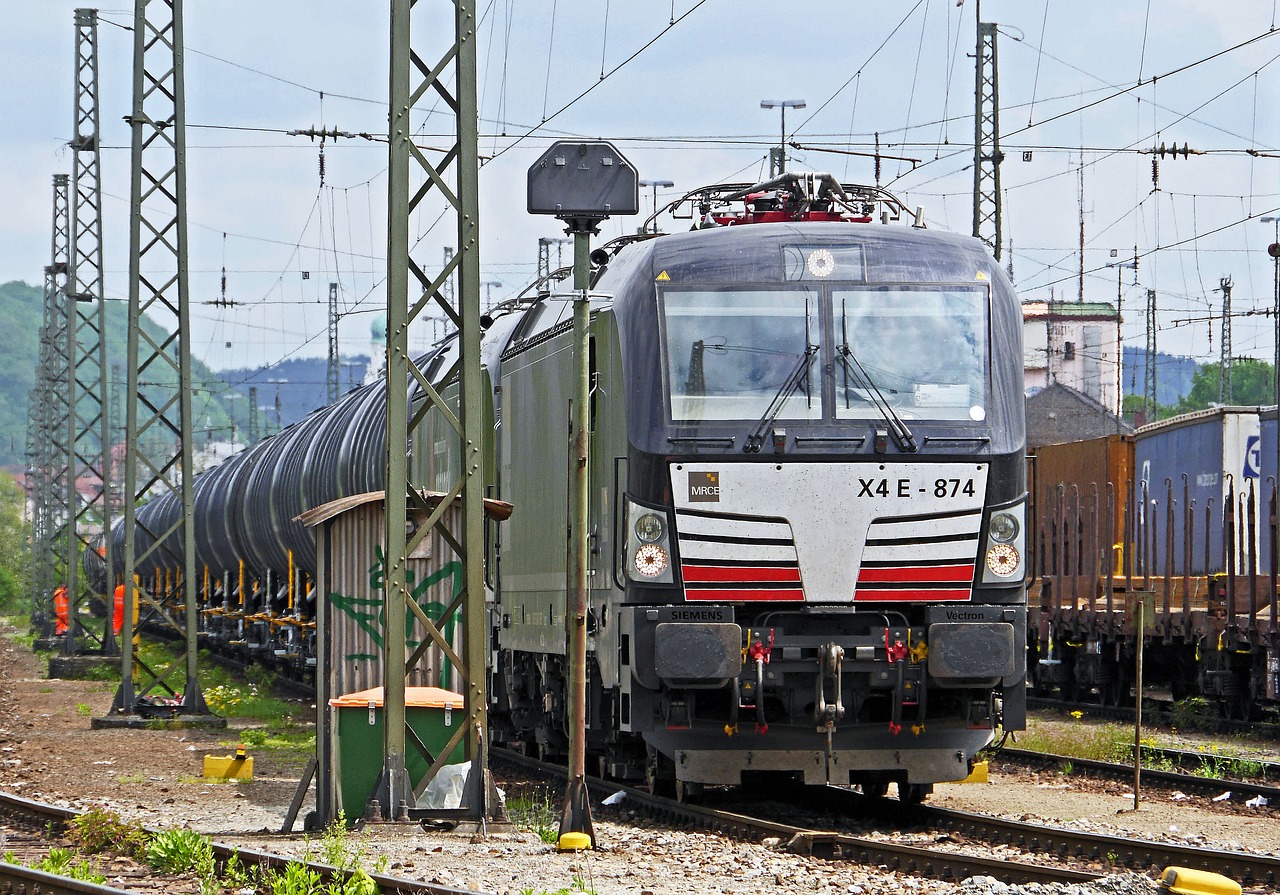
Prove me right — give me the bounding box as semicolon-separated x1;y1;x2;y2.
4;1;1279;377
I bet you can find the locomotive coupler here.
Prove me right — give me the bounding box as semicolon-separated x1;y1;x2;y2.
745;629;774;734
814;642;845;727
816;642;845;756
887;630;908;735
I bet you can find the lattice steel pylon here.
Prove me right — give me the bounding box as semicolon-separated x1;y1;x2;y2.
44;175;76;642
108;0;210;719
28;201;71;642
972;20;1003;260
1218;276;1233;404
327;282;340;403
65;7;115;657
379;0;495;820
1144;288;1158;420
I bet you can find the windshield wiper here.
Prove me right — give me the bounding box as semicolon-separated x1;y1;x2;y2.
836;344;918;453
744;344;818;453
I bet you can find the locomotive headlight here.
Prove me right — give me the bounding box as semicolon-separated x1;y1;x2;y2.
625;499;675;584
981;500;1025;584
633;543;670;578
635;513;666;543
988;512;1019;543
985;542;1020;577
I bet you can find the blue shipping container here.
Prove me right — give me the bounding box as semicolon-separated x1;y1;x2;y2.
1134;407;1262;575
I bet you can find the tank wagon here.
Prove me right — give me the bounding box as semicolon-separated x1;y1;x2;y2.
1028;407;1280;718
101;174;1030;800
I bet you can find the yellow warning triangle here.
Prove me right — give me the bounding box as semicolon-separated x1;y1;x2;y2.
975;270;989;281
656;270;671;281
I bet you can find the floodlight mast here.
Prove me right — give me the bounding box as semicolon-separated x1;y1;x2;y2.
528;141;638;849
760;99;805;176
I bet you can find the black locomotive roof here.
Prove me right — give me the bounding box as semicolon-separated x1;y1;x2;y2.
595;220;1026;459
607;220;1009;291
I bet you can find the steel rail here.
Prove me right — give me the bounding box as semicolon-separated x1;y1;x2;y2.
1027;697;1280;740
0;862;141;895
493;748;1099;887
0;791;487;895
996;746;1280;802
919;803;1280;890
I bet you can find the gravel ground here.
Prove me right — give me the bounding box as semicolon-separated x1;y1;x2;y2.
2;627;1273;895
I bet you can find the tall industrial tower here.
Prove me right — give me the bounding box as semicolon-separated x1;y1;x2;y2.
327;282;340;403
1217;276;1233;404
28;176;73;640
376;0;495;822
65;7;115;656
1144;289;1158;420
972;18;1003;259
109;0;211;720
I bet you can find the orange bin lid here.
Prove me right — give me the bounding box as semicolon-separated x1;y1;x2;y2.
328;686;464;709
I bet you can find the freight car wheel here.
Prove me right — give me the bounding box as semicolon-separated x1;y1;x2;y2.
901;783;932;805
860;782;889;799
674;779;704;804
644;747;675;798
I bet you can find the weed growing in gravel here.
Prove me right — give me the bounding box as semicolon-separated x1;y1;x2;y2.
1192;753;1266;780
268;860;323;895
145;827;215;877
69;805;148;857
35;847;106;884
1170;697;1216;732
507;789;560;844
520;873;597;895
75;703;92;716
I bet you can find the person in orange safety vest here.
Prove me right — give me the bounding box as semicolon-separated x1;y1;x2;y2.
53;584;69;636
112;583;141;637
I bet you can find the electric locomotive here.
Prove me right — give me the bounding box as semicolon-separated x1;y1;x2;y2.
461;173;1028;800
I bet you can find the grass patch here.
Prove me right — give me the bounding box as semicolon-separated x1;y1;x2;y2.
507;788;560;845
226;725;315;752
1011;719;1135;763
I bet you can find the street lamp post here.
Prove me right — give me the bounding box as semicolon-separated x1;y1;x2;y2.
760;99;806;176
638;179;674;234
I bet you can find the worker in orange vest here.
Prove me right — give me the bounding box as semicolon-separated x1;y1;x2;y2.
113;582;124;636
53;584;69;636
112;582;141;637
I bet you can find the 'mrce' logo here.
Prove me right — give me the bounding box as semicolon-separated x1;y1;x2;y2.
689;471;720;502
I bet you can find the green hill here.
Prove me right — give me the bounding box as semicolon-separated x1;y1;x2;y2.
0;280;244;468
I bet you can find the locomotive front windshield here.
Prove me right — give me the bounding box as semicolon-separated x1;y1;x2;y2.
661;284;988;424
664;289;822;422
834;287;987;422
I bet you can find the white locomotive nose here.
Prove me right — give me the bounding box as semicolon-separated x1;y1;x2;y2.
670;462;988;605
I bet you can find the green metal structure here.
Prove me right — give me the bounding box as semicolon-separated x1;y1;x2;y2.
28;178;72;641
45;175;75;640
65;7;115;657
379;0;493;821
972;19;1002;260
110;0;208;717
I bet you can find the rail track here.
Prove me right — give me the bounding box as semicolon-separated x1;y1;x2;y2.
495;745;1280;889
995;746;1280;801
0;791;484;895
1027;696;1280;739
496;748;1101;888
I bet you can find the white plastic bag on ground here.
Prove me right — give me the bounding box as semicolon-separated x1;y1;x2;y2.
420;761;471;809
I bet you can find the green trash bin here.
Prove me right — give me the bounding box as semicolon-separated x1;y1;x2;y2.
329;685;467;821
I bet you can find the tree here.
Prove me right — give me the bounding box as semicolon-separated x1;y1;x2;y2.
1176;358;1276;414
0;472;26;612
